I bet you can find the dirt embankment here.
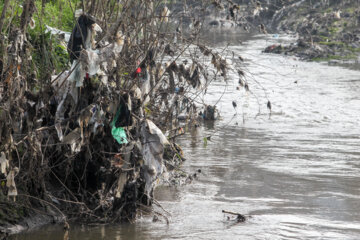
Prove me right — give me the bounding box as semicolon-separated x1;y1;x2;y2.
263;0;360;62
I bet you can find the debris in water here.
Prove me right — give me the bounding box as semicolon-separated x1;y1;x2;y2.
259;23;267;34
267;100;271;111
222;210;246;223
152;215;159;222
232;101;237;109
203;137;208;148
63;221;70;230
267;100;272;118
244;83;249;91
203;105;218;120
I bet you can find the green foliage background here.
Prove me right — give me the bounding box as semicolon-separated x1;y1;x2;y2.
0;0;80;82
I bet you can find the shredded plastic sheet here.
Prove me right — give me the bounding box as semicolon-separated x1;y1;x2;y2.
53;31;126;151
55;103;103;151
54;31;125;124
62;128;82;153
68;60;86;88
54;92;76;141
6;168;18;201
140;69;151;104
55;123;63;142
68;38;124;88
132;85;142;100
52;70;78;103
146;119;169;145
0;152;9;176
140;120;169;195
89;106;104;134
115;172;128;198
45;25;71;42
83;49;101;76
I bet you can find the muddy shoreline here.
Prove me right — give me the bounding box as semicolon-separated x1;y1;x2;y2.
0;213;61;236
261;0;360;62
182;0;360;62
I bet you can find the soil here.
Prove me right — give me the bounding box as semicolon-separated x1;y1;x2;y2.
261;0;360;61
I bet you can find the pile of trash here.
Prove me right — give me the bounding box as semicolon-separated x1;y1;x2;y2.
0;2;243;229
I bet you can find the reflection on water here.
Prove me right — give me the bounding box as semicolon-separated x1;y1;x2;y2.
10;33;360;240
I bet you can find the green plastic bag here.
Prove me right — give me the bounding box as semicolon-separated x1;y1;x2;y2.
111;126;128;144
111;106;128;144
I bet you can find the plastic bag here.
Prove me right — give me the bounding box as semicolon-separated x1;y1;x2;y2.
111;105;128;144
111;126;128;144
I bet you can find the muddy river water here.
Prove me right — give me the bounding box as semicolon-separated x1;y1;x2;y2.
10;31;360;240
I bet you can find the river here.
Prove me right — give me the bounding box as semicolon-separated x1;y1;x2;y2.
10;31;360;240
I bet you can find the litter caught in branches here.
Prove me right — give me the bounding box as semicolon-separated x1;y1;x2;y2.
0;0;265;231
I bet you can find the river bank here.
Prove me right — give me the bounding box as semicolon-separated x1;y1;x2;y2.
182;0;360;62
262;0;360;61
